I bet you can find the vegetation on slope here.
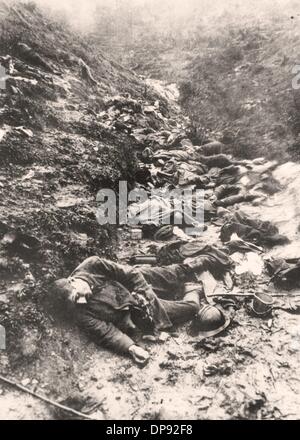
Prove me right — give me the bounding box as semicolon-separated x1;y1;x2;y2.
90;0;300;160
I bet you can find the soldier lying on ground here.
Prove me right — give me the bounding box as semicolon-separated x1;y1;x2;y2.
55;256;230;365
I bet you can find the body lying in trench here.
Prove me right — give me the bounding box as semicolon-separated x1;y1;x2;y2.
54;256;230;365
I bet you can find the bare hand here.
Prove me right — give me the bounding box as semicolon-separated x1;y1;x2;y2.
129;345;150;366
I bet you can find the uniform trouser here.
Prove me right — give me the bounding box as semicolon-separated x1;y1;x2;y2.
138;264;201;325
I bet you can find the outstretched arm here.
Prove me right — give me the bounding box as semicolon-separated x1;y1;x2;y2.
77;309;150;364
77;309;134;354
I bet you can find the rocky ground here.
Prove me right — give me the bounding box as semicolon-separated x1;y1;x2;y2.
0;2;299;420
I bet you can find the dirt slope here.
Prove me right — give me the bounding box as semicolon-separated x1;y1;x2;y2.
103;2;300;162
0;1;187;417
0;2;299;421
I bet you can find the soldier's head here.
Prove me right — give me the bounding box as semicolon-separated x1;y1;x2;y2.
54;278;91;304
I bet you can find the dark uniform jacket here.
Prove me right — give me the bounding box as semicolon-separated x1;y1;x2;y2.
72;257;172;353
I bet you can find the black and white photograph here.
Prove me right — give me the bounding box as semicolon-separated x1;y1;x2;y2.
0;0;299;423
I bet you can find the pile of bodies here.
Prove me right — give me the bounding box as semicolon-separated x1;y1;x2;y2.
125;136;300;315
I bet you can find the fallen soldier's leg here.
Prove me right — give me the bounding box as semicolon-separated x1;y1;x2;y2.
139;263;195;300
160;300;200;325
159;284;201;325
